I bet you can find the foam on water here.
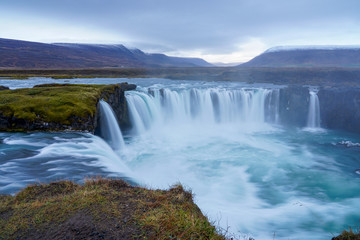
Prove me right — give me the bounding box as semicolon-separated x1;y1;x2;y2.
0;133;134;194
122;123;360;239
3;138;49;147
338;140;360;147
31;135;131;175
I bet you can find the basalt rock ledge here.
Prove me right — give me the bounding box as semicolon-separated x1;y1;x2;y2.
0;82;136;132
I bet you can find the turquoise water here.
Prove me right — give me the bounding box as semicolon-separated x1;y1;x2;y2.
0;77;359;239
122;122;360;239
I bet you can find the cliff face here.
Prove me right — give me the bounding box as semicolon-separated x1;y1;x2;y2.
279;86;360;133
318;88;360;133
96;83;135;131
279;86;310;127
0;83;135;132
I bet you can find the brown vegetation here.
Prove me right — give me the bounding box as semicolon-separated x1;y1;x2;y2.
0;178;225;240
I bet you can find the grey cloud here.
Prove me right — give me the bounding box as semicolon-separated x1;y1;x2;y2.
2;0;360;55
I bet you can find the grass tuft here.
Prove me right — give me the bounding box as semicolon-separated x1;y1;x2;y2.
0;178;226;240
333;227;360;240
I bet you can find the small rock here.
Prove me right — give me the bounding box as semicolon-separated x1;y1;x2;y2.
0;85;9;91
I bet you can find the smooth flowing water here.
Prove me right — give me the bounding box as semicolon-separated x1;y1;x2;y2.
99;100;125;151
306;88;322;130
0;77;359;240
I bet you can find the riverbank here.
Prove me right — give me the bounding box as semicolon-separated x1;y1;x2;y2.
1;67;360;87
0;178;225;239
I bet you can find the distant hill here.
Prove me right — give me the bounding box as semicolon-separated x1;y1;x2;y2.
240;46;360;68
0;38;212;69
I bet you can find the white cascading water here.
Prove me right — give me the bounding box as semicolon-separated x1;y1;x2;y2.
306;88;321;129
2;79;360;240
126;87;280;134
99;100;125;151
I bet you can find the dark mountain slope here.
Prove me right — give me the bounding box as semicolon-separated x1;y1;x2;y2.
0;38;212;69
57;43;212;67
240;47;360;68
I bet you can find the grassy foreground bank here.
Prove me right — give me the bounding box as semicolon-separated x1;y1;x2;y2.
0;178;225;240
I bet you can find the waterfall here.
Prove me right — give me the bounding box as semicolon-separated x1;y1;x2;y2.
126;87;280;134
306;88;321;129
265;89;280;124
99;100;125;150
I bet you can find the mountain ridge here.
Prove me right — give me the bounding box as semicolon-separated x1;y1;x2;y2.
265;45;360;52
0;38;212;69
240;46;360;68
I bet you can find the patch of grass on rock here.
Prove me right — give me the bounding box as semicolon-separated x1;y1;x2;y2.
0;178;226;240
0;84;113;125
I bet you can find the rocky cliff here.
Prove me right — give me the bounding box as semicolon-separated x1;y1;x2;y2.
318;87;360;133
0;83;135;132
279;86;360;133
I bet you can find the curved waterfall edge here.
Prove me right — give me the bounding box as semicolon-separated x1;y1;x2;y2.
124;85;360;134
98;100;125;151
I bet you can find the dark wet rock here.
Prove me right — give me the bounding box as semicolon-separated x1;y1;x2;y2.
279;86;309;127
318;87;360;133
95;82;135;132
278;85;360;134
0;85;9;91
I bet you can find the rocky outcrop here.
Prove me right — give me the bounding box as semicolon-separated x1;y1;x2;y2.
279;85;360;133
0;113;96;132
318;87;360;133
0;85;9;91
0;179;224;240
0;83;136;132
279;86;310;127
95;83;136;131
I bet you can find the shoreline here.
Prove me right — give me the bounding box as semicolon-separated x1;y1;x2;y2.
1;67;360;87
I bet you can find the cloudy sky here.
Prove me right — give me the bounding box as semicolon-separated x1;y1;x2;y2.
1;0;360;63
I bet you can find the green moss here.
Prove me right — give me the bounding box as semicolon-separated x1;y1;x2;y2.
0;83;116;128
0;178;225;240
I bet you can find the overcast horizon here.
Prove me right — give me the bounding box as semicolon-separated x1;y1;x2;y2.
1;0;360;63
